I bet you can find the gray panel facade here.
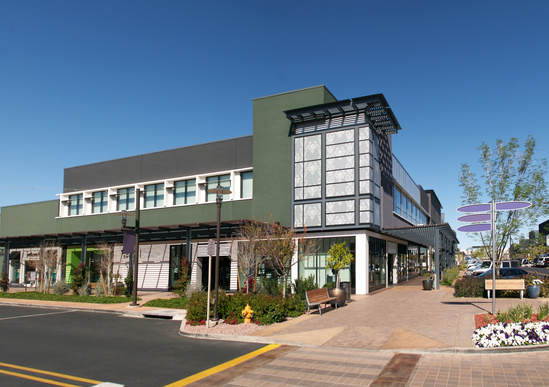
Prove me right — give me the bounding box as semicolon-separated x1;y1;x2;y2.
64;136;253;192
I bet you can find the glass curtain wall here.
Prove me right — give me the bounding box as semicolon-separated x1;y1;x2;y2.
369;237;386;290
298;237;355;291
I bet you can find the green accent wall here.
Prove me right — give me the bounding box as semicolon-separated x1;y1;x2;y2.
1;199;254;238
251;85;337;226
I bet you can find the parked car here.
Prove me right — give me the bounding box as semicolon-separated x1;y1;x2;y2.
470;261;492;276
520;258;532;267
477;268;528;279
535;255;549;267
465;262;484;275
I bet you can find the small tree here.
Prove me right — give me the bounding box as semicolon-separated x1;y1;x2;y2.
258;221;317;298
96;242;116;296
326;242;354;288
71;263;87;292
459;136;549;273
33;241;60;294
235;220;266;293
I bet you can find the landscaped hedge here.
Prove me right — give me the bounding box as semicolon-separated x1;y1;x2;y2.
185;290;306;326
454;276;485;297
0;291;132;304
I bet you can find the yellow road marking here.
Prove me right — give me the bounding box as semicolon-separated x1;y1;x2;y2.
164;343;281;387
0;369;82;387
0;361;102;385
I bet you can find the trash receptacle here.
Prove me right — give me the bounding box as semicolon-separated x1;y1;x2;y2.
340;282;351;302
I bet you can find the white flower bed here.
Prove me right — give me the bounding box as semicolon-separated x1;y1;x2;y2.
472;321;549;348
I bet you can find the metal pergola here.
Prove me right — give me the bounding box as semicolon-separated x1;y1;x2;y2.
0;220;247;273
382;223;459;290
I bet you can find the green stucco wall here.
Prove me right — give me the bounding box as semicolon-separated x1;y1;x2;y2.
251;85;337;226
0;198;253;238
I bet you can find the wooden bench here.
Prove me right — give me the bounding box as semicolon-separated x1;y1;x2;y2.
485;279;525;299
305;288;338;315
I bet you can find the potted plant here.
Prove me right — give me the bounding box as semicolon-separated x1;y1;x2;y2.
526;274;542;299
422;272;434;290
326;242;354;307
0;272;9;292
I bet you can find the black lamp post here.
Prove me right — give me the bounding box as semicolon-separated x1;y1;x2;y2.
120;188;140;307
206;185;231;320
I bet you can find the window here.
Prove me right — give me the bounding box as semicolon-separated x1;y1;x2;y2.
117;188;135;211
240;171;253;199
174;179;196;205
92;191;108;214
206;174;231;202
144;183;164;208
69;194;83;216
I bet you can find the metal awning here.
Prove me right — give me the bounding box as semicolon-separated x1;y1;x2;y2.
0;220;248;249
383;223;459;291
382;223;459;248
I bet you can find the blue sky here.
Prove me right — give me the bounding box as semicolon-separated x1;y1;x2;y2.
1;1;548;249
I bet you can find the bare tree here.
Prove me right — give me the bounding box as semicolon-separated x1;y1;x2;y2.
256;221;317;297
33;241;60;294
235;220;266;293
96;242;116;296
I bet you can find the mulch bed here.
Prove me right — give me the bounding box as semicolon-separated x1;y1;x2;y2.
475;313;549;329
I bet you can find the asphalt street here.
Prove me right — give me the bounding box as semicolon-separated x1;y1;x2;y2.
0;305;264;387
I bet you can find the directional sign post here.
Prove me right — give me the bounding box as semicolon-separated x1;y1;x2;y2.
457;201;531;315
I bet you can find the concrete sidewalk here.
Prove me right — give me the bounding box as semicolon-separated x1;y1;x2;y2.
183;276;549;351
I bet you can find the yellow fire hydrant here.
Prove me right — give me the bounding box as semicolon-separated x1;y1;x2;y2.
242;304;254;324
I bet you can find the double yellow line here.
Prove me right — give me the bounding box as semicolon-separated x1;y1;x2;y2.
0;361;103;387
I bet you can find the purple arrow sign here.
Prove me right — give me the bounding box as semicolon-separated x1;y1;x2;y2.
457;201;531;213
457;223;492;233
457;213;492;222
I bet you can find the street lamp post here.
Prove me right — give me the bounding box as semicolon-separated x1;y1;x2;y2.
206;185;231;321
120;188;140;307
132;188;140;307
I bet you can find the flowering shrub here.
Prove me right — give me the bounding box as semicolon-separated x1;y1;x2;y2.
472;322;549;348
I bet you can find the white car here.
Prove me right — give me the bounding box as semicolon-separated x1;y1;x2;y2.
466;261;488;276
470;261;492;276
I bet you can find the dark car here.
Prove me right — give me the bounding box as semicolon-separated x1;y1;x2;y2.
477;268;528;279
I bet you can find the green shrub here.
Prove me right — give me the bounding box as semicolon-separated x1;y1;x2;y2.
77;283;90;296
185;290;229;325
507;304;532;322
537;302;549;320
70;263;86;291
260;277;283;296
292;275;318;301
496;309;509;323
51;281;71;296
0;292;133;304
185;290;305;326
94;281;105;297
441;267;460;286
249;293;286;325
172;257;190;297
284;295;306;318
143;297;188;309
454;276;485;297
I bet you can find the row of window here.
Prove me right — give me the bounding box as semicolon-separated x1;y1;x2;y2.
65;171;253;216
393;185;427;226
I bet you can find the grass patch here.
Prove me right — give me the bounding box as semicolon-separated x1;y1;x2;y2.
143;298;188;309
0;291;132;304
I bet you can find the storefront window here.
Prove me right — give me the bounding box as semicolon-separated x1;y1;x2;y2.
369;237;386;290
298;237;355;291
